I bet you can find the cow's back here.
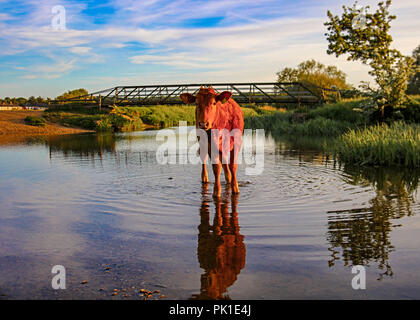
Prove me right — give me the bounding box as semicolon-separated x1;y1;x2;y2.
213;99;244;132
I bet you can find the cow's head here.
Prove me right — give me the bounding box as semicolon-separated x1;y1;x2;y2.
180;86;232;131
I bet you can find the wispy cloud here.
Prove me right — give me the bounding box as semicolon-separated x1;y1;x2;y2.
20;58;77;79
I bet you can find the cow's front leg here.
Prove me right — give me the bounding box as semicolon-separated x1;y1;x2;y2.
197;136;209;183
212;161;222;197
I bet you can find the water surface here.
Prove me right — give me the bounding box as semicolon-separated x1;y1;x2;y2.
0;130;419;299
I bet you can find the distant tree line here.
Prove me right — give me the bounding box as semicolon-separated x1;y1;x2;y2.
0;88;88;105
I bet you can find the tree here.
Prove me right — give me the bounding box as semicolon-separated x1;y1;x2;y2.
56;88;88;101
407;45;420;94
35;96;45;104
16;97;27;105
277;59;352;91
28;96;37;105
324;0;415;110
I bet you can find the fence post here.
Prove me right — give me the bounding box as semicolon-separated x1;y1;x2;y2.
114;88;119;105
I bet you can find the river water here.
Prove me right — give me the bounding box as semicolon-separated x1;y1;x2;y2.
0;128;419;299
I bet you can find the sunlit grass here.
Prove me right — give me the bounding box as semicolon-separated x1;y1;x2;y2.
244;99;366;136
336;122;420;167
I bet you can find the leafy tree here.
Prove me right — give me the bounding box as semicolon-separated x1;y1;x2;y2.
407;45;420;94
277;59;352;90
16;97;27;105
324;0;415;110
35;96;45;104
56;88;88;101
28;96;36;104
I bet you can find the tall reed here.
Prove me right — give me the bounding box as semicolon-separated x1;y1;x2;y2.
336;122;420;167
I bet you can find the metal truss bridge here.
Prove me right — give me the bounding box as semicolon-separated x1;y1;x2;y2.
63;82;324;106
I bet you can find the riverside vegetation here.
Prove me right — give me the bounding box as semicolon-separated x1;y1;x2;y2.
245;96;420;168
43;95;420;168
43;104;259;132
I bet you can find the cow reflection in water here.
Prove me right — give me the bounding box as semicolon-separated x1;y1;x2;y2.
190;185;246;300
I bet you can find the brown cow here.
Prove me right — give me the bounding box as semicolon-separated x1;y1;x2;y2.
180;86;244;196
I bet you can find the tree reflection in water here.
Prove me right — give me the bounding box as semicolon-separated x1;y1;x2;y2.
327;166;420;280
46;133;117;160
190;184;246;300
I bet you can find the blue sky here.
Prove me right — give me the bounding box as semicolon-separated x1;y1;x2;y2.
0;0;419;98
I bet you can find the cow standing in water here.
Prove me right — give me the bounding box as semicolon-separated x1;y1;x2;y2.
180;86;244;197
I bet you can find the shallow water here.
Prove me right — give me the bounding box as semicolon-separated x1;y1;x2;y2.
0;129;420;300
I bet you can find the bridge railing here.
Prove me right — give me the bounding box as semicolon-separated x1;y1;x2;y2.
62;82;322;106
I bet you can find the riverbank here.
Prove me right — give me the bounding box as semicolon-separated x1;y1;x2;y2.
0;110;93;135
0;110;93;144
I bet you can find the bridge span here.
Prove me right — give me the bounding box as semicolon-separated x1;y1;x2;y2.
64;82;324;106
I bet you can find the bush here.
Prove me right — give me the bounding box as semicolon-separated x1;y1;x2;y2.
245;100;360;136
24;116;46;127
308;99;367;125
401;97;420;123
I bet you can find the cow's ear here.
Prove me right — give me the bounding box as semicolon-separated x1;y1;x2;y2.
180;93;196;104
216;91;232;103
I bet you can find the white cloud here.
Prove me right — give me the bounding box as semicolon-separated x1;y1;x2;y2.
20;58;77;80
69;46;92;55
21;74;38;79
103;43;127;48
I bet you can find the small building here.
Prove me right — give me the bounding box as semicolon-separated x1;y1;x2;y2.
0;105;25;110
0;105;46;111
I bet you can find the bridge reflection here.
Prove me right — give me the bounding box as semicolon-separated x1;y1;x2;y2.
190;185;246;300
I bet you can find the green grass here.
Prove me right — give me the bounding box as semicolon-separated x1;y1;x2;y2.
245;100;366;136
307;98;366;125
45;104;260;132
43;111;144;132
116;105;258;128
335;122;420;167
24;116;46;127
115;105;196;128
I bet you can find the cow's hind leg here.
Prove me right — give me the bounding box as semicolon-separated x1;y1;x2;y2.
201;164;209;183
212;158;222;198
229;151;239;194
